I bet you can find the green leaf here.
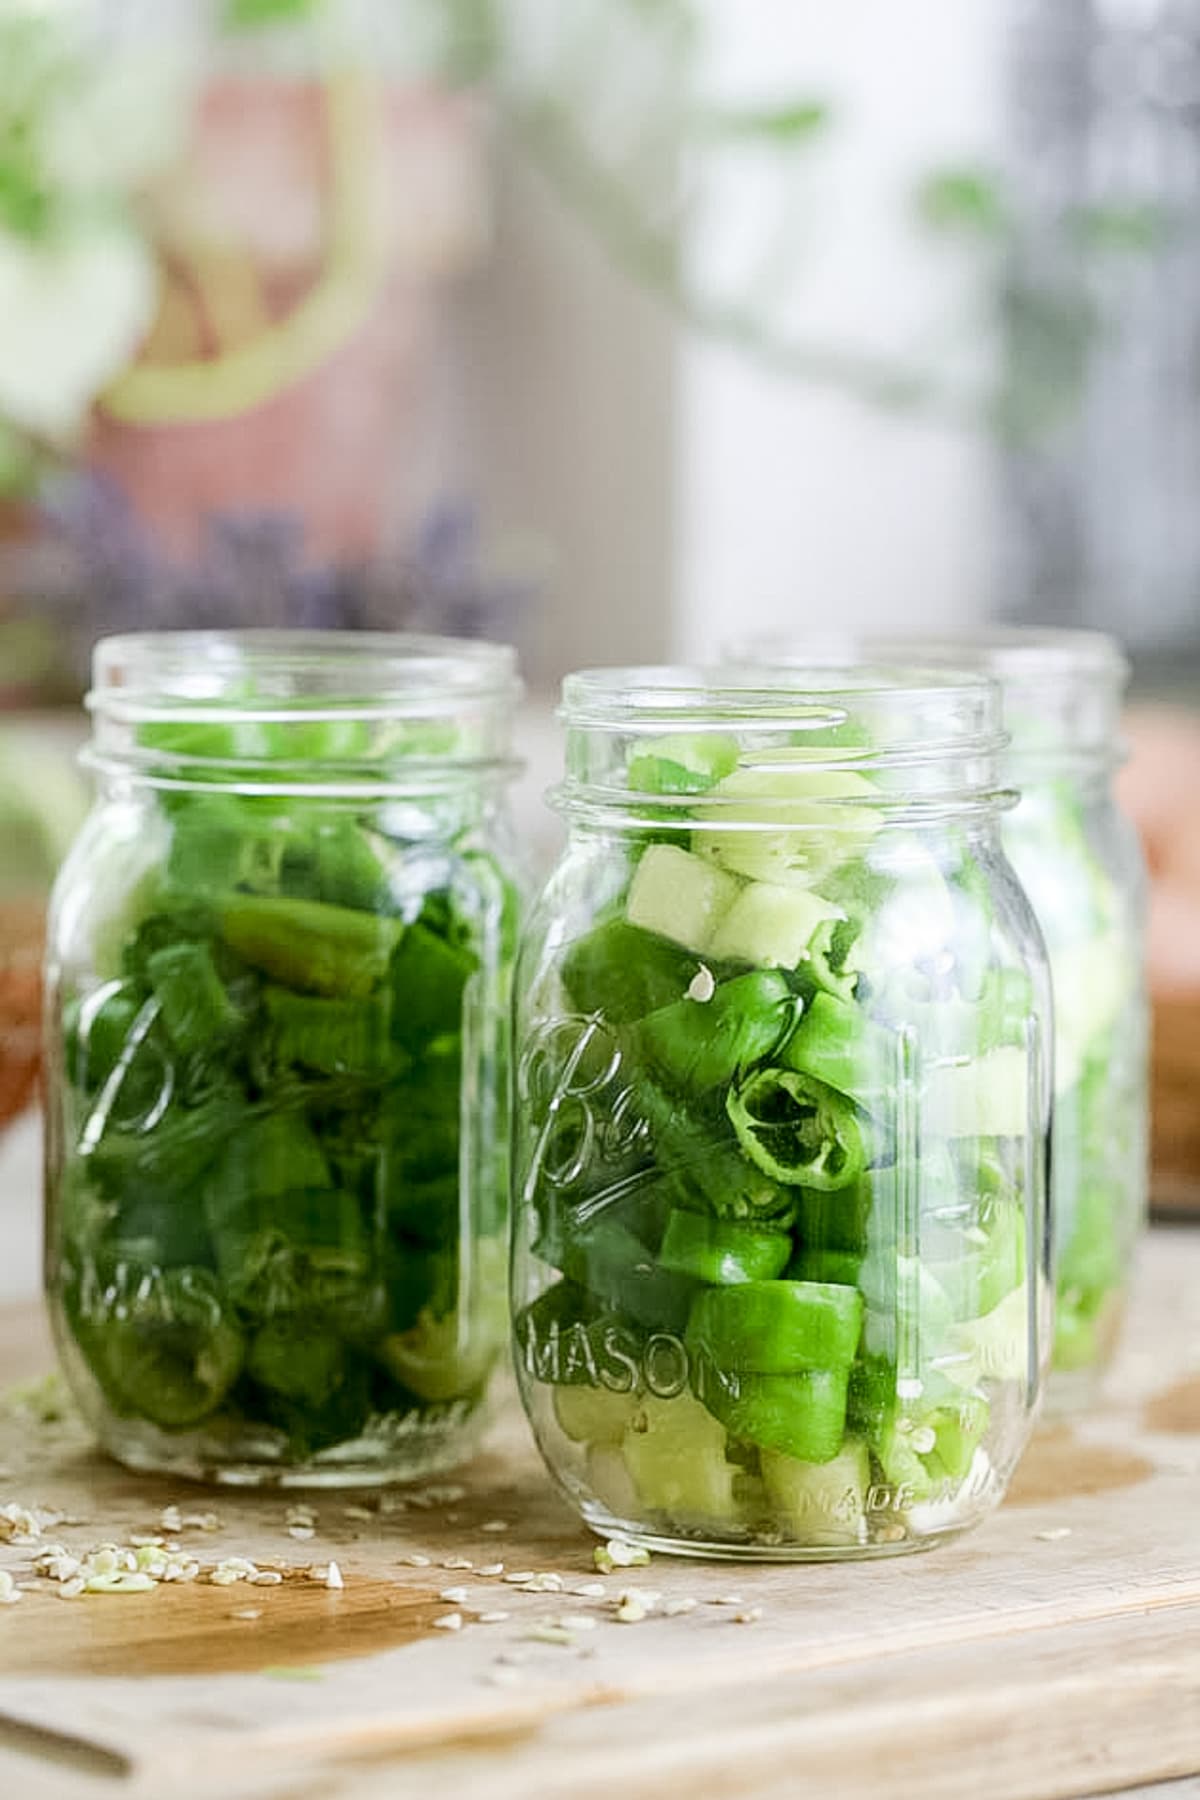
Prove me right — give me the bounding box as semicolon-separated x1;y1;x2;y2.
916;167;1009;238
222;0;325;28
699;100;833;143
1069;200;1172;255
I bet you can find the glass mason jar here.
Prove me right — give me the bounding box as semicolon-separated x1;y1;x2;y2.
44;630;521;1487
728;631;1147;1404
512;667;1052;1560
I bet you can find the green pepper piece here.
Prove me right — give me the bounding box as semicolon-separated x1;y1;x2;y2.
638;1083;799;1226
301;815;390;912
203;1115;371;1321
378;1297;498;1404
165;794;293;897
658;1211;792;1285
147;941;241;1055
789;1247;863;1289
264;986;393;1078
551;1215;698;1335
380;1046;465;1245
845;1353;895;1441
798;916;861;1005
727;1066;877;1190
93;1264;244;1430
246;1318;348;1405
208;1111;332;1203
138;716;276;763
795;1182;874;1255
781;991;897;1101
687;1279;863;1374
928;1198;1026;1322
248;1358;374;1459
65;983;170;1123
877;1394;990;1500
633;971;794;1095
627;732;740;796
218;895;403;998
87;1088;249;1206
702;1365;850;1464
389;923;475;1051
561;920;705;1025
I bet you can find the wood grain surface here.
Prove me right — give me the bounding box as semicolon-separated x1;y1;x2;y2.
1152;998;1200;1216
0;1229;1197;1800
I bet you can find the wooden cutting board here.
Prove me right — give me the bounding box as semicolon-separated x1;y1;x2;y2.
0;1230;1198;1800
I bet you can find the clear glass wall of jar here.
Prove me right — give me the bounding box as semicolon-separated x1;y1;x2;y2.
512;667;1052;1559
728;631;1147;1407
44;631;521;1487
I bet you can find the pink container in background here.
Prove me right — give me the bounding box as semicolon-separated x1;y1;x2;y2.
89;70;490;573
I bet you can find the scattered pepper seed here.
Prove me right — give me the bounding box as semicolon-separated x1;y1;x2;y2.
556;1614;597;1632
433;1612;463;1632
663;1598;698;1617
687;964;716;1003
230;1608;263;1622
398;1553;432;1568
250;1571;284;1587
709;1594;745;1607
442;1556;474;1571
594;1539;650;1573
84;1572;156;1595
1035;1527;1073;1542
287;1527;316;1543
503;1571;535;1585
343;1506;374;1523
524;1624;575;1646
570;1582;607;1599
159;1506;183;1534
325;1562;344;1591
0;1571;20;1605
481;1520;510;1534
518;1572;563;1594
476;1610;510;1624
734;1607;764;1624
440;1586;469;1605
478;1563;505;1577
183;1512;221;1533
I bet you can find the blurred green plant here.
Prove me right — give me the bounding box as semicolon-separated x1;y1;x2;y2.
0;5;188;494
493;7;1178;442
0;0;1180;508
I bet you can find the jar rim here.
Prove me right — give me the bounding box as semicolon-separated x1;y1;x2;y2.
556;662;1011;823
85;630;522;796
561;662;1000;732
726;627;1127;683
719;632;1128;770
90;630;520;720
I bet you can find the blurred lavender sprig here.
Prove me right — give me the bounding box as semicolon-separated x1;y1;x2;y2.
18;476;529;692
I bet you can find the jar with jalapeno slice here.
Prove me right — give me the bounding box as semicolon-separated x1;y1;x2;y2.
512;665;1052;1558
